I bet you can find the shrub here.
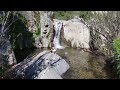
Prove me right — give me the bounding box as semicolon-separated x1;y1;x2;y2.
54;11;74;20
113;38;120;78
54;11;93;21
78;11;93;20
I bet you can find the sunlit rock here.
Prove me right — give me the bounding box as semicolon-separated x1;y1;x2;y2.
53;17;90;49
4;50;69;79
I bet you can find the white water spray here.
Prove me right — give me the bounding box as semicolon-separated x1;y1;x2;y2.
53;21;64;49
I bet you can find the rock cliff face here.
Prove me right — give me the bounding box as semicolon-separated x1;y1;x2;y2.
19;11;41;48
53;17;90;49
63;17;90;49
40;11;54;48
19;11;55;48
0;34;16;66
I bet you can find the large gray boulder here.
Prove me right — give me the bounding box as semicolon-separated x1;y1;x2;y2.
4;50;69;79
53;17;90;49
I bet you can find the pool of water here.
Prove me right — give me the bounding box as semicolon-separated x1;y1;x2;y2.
56;48;113;79
15;47;114;79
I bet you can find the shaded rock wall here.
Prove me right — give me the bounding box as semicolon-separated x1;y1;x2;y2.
0;34;16;66
19;11;41;48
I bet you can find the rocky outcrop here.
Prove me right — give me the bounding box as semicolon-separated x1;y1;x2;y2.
40;11;54;48
0;34;16;66
18;11;55;48
53;17;90;49
19;11;40;33
4;50;69;79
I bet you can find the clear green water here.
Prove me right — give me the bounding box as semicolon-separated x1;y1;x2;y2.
57;48;113;79
26;47;114;79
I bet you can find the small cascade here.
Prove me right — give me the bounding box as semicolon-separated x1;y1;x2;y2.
53;21;64;49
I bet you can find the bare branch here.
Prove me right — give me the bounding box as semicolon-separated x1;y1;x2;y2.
1;11;11;32
1;11;18;34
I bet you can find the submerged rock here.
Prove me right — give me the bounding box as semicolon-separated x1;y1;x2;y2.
4;50;69;79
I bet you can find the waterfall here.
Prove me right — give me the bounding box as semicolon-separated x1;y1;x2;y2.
53;21;64;49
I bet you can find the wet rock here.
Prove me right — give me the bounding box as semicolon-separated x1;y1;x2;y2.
4;50;69;79
53;20;64;49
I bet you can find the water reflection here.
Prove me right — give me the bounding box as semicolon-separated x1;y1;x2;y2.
17;47;113;79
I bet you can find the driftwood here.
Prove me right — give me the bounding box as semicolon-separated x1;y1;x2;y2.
4;50;69;79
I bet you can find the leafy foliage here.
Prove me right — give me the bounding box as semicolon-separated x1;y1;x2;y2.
78;11;93;20
54;11;93;20
113;38;120;78
54;11;73;20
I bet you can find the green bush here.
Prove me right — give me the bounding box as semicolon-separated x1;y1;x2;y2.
113;38;120;78
78;11;93;20
54;11;93;21
54;11;74;20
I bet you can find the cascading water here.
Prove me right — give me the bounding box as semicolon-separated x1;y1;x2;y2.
53;21;64;49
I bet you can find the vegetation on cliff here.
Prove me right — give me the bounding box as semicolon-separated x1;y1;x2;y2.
113;38;120;78
54;11;93;20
